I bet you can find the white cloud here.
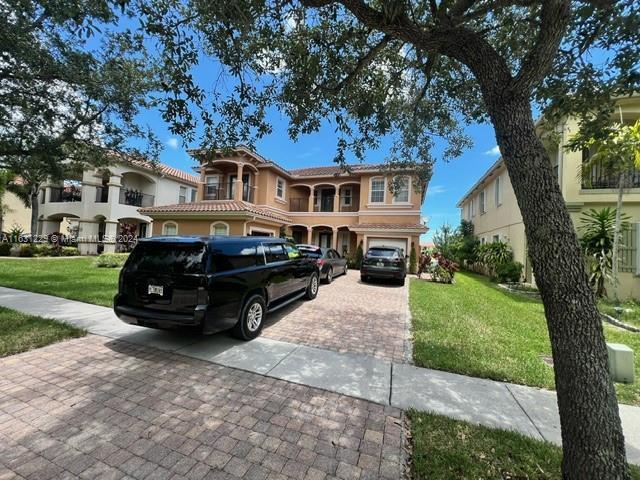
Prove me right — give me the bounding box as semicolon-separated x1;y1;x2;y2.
427;185;445;197
166;138;179;149
485;145;501;156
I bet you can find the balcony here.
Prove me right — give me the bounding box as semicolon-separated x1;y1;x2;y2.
50;186;81;203
581;157;640;189
290;198;309;212
340;195;359;212
95;186;109;203
311;195;359;213
119;188;154;207
204;183;253;203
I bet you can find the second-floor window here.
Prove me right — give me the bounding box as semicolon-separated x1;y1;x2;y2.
179;186;187;204
276;177;285;199
190;189;197;202
393;176;410;203
480;190;486;214
495;175;502;206
370;177;385;203
471;198;476;217
343;187;352;206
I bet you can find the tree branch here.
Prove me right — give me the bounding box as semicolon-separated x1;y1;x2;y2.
314;34;392;94
511;0;571;91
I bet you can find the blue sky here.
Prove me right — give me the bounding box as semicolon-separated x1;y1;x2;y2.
144;105;502;243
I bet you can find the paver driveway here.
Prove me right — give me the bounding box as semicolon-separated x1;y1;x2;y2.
262;272;409;363
0;336;406;480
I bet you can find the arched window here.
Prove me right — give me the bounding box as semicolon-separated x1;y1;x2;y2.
162;221;178;236
210;222;229;236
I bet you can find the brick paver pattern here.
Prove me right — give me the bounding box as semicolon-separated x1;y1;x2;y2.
0;336;405;479
262;273;409;363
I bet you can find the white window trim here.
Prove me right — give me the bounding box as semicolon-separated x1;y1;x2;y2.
480;189;486;214
179;186;187;204
471;198;476;217
276;177;286;200
341;187;352;206
210;221;229;236
392;176;411;204
495;176;502;207
162;221;178;236
369;176;386;204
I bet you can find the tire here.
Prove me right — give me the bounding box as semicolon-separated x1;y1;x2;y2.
304;272;320;300
398;276;406;286
325;267;333;284
361;275;368;283
232;294;266;341
343;264;348;275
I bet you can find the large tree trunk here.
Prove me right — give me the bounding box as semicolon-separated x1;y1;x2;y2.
612;174;624;303
487;94;629;478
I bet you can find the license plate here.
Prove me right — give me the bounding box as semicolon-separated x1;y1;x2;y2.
148;285;163;295
377;262;384;267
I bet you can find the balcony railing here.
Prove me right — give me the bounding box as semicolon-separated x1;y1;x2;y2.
290;197;309;212
204;183;253;202
311;195;360;213
119;188;154;207
582;150;640;189
50;186;81;203
95;186;109;203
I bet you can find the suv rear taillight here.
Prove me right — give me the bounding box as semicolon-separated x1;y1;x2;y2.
316;259;325;266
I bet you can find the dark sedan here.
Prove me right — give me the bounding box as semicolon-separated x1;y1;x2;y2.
360;246;407;285
297;244;348;283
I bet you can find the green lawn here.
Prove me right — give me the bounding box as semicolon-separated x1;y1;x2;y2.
409;410;640;479
600;299;640;329
0;306;85;357
411;272;640;406
0;257;119;307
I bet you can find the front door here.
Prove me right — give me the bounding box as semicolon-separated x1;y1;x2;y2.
319;232;332;248
229;174;251;201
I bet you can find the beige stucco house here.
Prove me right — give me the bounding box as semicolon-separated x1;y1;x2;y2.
140;146;428;257
0;190;31;233
457;96;640;298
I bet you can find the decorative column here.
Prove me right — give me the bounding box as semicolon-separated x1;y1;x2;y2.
102;220;119;254
331;227;338;250
333;192;340;212
234;163;244;202
307;227;313;244
308;187;314;212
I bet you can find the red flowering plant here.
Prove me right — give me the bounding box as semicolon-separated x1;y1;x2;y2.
421;252;459;284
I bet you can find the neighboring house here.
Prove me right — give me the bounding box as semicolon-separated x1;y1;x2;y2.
140;146;428;257
0;190;31;233
456;95;640;297
39;159;199;254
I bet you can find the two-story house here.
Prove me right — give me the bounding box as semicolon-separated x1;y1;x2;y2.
39;159;199;254
457;95;640;298
140;146;428;257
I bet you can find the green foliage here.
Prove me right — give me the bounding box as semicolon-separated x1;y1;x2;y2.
31;244;79;257
432;223;461;260
579;208;630;298
495;261;524;283
18;244;34;257
409;244;417;274
355;243;364;270
0;243;11;256
475;242;514;269
94;253;129;268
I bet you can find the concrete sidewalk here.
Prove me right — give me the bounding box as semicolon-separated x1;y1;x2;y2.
1;286;639;464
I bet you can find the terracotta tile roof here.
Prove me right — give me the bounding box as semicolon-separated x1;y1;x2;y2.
352;222;428;232
289;164;383;177
139;200;292;223
126;158;200;186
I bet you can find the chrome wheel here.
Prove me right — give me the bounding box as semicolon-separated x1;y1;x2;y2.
327;269;333;283
246;302;263;332
311;275;319;295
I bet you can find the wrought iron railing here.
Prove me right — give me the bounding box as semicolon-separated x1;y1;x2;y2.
119;188;154;207
204;183;253;202
49;186;81;203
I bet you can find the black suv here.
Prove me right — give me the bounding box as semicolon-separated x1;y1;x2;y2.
114;236;319;340
360;246;407;285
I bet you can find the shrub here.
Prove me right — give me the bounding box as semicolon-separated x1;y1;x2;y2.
495;261;524;283
94;252;129;268
424;252;459;284
355;243;364;270
0;242;11;256
409;244;417;274
60;246;79;256
18;244;34;257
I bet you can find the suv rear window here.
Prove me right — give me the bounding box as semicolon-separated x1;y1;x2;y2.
127;243;206;274
366;248;399;258
210;243;260;273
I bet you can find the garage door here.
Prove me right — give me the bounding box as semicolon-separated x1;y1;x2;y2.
367;238;408;255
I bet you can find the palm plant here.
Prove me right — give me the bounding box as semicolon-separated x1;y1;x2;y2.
578;120;640;301
579;208;630;298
